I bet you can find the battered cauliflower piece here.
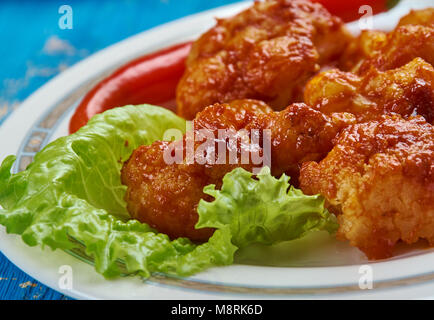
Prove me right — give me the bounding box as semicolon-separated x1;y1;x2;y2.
356;25;434;74
300;116;434;259
193;99;272;131
339;8;434;73
304;58;434;123
121;100;268;241
246;103;355;182
338;30;386;72
176;0;352;119
397;8;434;28
121;100;353;240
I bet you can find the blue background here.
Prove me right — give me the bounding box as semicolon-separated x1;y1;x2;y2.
0;0;242;300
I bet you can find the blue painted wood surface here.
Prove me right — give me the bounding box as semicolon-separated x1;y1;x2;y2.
0;0;242;300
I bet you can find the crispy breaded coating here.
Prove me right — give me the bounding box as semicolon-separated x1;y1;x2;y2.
193;99;272;131
300;116;434;259
304;58;434;123
397;8;434;28
121;101;353;240
121;140;216;241
246;103;355;182
338;30;387;72
339;8;434;73
176;0;351;119
356;25;434;74
121;100;267;241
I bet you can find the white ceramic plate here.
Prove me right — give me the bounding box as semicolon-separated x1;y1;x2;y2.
1;0;434;300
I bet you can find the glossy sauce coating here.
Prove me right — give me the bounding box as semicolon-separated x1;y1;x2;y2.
341;9;434;75
300;116;434;259
123;6;434;258
304;57;434;123
246;103;355;182
176;0;351;119
121;100;269;241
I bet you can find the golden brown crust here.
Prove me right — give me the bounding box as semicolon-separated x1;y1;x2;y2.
176;0;351;119
338;30;387;72
246;103;355;181
300;116;434;259
121;140;216;241
356;25;434;74
121;100;270;241
193;99;272;131
339;9;434;73
397;8;434;28
304;58;434;124
121;100;267;241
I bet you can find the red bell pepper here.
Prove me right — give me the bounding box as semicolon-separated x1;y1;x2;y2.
69;41;192;133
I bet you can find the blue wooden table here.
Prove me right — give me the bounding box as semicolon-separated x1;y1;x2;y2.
0;0;242;300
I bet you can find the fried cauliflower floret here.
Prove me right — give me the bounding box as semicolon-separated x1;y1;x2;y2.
356;25;434;74
304;58;434;123
339;9;434;73
246;103;355;182
176;0;352;119
121;100;267;241
121;141;216;241
338;30;387;71
121;100;352;240
300;116;434;259
193;99;272;131
397;8;434;28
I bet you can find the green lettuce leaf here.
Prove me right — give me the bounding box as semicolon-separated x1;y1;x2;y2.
196;167;338;248
0;105;236;278
0;104;336;279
